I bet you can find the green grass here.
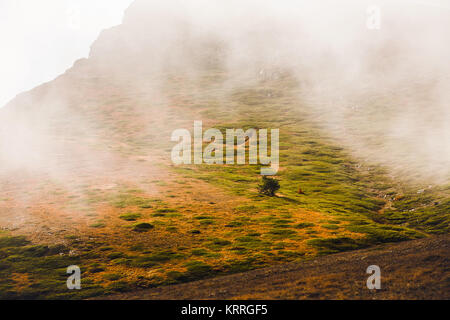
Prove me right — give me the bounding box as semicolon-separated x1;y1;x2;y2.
103;273;123;281
0;236;29;248
154;208;177;214
2;67;448;300
294;222;315;229
132;222;154;232
171;80;448;252
90;222;106;228
109;190;155;209
119;213;142;221
0;236;103;299
384;194;450;234
128;251;185;268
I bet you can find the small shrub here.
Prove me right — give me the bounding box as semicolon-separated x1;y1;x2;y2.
258;176;280;196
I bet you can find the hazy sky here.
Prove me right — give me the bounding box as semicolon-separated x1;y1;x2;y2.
1;0;448;109
0;0;134;108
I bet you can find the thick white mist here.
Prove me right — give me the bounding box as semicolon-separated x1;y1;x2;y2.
0;0;134;108
1;0;449;184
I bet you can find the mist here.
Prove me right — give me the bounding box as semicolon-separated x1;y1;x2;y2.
108;0;449;183
1;0;449;189
0;0;134;108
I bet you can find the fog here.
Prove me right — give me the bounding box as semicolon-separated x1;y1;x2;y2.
0;0;134;108
0;0;449;191
111;0;449;183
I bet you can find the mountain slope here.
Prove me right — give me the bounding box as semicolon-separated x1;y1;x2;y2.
103;235;450;300
0;0;448;299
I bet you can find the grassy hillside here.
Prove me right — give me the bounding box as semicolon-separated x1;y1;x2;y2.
0;67;448;299
0;0;449;299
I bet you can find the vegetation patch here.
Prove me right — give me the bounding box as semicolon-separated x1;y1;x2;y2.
119;213;141;221
0;236;103;299
132;223;154;232
129;251;185;268
294;222;315;229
